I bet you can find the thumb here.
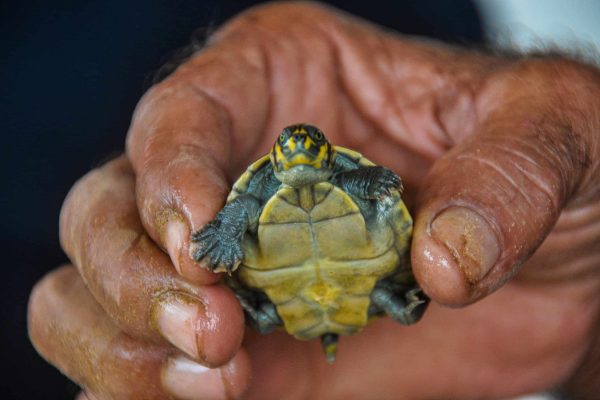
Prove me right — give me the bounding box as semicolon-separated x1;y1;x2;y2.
412;58;599;306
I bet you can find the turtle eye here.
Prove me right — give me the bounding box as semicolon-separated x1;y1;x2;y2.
313;130;323;141
278;133;287;144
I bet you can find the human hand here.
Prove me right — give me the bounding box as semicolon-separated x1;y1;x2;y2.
29;3;600;399
29;157;249;399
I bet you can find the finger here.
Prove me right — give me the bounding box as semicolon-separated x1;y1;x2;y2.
412;59;600;305
59;157;244;366
28;266;250;400
125;15;270;281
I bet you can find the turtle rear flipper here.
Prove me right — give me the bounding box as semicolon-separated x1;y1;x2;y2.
227;281;282;334
369;280;429;325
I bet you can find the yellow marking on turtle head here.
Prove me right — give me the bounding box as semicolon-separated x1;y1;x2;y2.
293;125;308;134
304;136;315;149
288;137;297;152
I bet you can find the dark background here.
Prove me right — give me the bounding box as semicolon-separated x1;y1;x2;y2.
0;1;483;398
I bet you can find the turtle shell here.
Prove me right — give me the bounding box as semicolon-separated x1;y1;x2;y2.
227;147;413;340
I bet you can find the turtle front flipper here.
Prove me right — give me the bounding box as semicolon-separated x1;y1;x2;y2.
191;194;261;273
332;166;401;200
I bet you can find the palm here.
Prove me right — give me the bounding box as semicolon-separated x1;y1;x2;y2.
242;279;595;398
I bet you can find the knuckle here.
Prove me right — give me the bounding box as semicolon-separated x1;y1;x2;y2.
457;151;560;217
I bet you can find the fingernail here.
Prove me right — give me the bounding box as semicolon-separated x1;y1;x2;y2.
430;206;500;284
162;355;227;400
153;291;207;362
166;220;188;275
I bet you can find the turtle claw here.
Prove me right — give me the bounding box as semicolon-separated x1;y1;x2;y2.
367;167;401;199
402;288;428;323
405;287;424;303
191;221;243;273
212;245;243;274
370;284;429;325
404;297;426;315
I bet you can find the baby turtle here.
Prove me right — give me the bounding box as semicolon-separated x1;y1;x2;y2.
192;124;428;363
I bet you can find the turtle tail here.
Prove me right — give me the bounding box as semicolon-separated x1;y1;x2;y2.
321;333;339;364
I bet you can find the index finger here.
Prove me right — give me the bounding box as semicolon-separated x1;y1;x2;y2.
127;0;295;283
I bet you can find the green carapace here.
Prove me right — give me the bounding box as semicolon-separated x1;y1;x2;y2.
192;123;428;363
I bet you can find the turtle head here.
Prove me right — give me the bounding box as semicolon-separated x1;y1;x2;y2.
270;124;337;187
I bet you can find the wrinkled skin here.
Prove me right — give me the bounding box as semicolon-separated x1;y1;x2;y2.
28;3;600;399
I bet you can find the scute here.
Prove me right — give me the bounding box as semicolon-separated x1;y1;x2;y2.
335;146;376;168
227;154;271;202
